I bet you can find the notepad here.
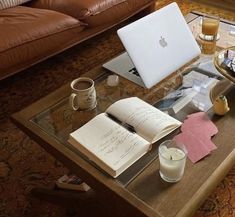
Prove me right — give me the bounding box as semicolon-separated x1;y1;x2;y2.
174;112;218;163
68;97;181;178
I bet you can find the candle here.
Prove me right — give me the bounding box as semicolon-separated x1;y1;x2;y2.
158;140;187;182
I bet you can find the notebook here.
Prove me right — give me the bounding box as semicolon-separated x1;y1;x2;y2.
102;2;201;88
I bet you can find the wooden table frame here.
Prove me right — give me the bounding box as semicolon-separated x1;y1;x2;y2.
12;13;235;217
12;63;235;217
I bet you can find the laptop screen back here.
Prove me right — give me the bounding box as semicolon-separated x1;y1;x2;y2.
117;2;201;88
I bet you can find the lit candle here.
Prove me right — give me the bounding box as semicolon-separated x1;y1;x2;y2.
159;141;186;182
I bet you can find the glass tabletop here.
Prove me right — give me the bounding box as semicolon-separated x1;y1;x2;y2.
30;75;165;185
30;12;235;186
29;66;224;185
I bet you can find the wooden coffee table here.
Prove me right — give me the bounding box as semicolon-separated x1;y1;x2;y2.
12;13;235;217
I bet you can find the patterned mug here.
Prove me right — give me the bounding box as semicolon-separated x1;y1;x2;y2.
69;77;97;111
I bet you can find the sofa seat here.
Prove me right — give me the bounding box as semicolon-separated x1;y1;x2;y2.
80;0;156;27
0;0;155;80
0;6;84;80
29;0;155;27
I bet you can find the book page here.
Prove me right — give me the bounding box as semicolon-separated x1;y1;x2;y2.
69;113;149;177
106;97;181;143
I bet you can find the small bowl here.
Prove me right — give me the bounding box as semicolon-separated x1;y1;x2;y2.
214;46;235;83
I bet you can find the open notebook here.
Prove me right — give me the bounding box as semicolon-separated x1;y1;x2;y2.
68;97;181;178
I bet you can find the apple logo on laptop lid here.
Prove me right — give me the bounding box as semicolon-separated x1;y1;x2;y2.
159;36;168;48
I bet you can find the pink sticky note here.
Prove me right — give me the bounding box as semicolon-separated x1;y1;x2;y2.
187;112;205;119
174;131;212;163
182;127;217;151
204;138;217;151
182;112;218;137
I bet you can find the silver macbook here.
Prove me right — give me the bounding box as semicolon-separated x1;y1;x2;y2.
103;2;201;89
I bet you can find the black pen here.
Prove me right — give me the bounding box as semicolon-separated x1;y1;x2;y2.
106;113;136;133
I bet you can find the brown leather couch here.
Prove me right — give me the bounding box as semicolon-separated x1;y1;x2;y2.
0;0;155;80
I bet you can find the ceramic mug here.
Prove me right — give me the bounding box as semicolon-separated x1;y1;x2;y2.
69;77;97;111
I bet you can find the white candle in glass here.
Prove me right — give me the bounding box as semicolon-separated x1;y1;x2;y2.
158;141;187;183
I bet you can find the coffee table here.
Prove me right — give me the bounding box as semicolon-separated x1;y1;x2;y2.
12;13;235;217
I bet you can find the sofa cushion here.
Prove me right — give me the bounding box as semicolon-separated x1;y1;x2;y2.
29;0;126;18
0;6;85;79
29;0;154;27
82;0;155;27
0;0;31;10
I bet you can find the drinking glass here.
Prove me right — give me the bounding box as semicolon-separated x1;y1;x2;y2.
199;15;220;41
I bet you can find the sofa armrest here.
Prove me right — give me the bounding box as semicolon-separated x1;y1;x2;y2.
28;0;127;19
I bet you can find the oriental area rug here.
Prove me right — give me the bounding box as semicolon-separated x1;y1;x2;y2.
0;0;234;216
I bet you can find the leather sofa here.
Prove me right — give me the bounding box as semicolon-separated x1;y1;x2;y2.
0;0;156;80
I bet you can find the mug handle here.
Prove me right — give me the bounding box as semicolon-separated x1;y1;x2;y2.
69;93;79;110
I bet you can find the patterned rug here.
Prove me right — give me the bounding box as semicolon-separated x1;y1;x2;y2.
0;0;234;216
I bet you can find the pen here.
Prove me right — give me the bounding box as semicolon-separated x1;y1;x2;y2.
106;113;136;133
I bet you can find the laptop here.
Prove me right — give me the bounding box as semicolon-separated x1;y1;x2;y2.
102;2;201;89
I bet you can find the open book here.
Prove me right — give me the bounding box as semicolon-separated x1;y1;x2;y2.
68;97;181;178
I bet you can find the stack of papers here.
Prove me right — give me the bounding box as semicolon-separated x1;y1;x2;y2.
183;71;219;112
174;112;218;163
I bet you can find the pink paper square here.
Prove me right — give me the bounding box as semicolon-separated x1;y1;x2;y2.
182;112;218;137
174;131;212;163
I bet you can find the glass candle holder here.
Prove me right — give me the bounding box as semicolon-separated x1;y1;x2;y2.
158;140;187;183
199;15;220;41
